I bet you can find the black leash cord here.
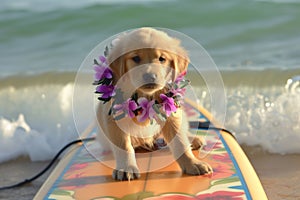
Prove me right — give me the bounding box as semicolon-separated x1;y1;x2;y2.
189;121;236;139
0;137;95;190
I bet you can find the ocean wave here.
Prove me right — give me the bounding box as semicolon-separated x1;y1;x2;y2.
0;69;299;163
0;72;96;163
0;82;77;163
224;82;300;154
190;70;300;154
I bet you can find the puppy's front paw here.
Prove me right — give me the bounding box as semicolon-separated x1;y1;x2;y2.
182;160;213;175
112;165;140;181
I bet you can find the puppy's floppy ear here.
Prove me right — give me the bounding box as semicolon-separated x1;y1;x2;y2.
108;55;125;84
172;52;189;74
106;35;127;84
171;40;190;76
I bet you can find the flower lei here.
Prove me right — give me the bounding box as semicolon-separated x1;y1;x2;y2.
93;55;190;122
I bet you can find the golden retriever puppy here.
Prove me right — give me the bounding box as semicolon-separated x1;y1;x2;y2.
96;27;212;180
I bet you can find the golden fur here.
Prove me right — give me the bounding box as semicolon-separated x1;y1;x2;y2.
97;28;212;180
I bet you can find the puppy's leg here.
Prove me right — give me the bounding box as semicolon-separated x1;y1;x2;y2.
110;132;140;181
162;109;213;175
97;111;140;181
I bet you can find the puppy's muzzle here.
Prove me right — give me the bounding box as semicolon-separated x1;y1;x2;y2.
142;73;160;89
143;73;157;83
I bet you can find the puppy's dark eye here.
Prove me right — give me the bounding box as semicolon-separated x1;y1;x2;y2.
132;56;141;63
159;56;166;63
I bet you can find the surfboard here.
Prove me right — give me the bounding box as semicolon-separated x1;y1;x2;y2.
35;100;268;200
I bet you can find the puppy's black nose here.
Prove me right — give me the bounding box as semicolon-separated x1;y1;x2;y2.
143;73;157;83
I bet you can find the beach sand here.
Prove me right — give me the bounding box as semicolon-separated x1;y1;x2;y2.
241;145;300;200
0;147;300;200
0;158;51;200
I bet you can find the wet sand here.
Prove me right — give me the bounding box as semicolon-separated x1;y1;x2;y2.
0;157;51;200
0;147;300;200
241;145;300;200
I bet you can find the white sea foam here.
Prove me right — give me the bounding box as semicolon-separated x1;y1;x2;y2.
0;72;300;163
0;83;82;163
224;77;300;154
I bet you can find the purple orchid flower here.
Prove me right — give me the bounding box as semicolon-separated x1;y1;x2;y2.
170;87;186;98
160;94;177;117
170;72;188;98
93;55;113;81
99;55;107;63
137;98;156;122
174;75;183;84
174;72;186;84
96;84;116;99
94;65;113;81
113;99;139;118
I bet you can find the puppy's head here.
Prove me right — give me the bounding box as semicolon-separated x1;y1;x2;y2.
107;28;189;97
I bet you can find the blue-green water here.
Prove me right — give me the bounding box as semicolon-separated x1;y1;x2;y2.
0;0;300;163
1;0;300;75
